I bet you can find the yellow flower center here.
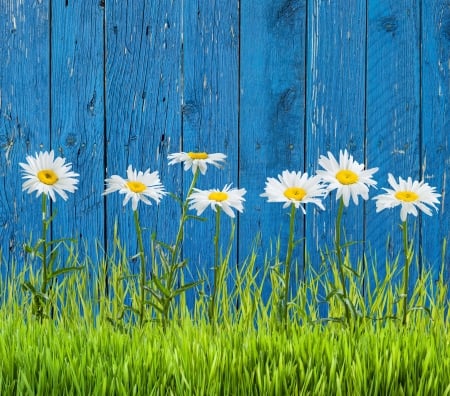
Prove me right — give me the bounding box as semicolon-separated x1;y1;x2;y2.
127;181;147;193
395;191;419;202
208;192;228;202
37;169;59;185
188;152;208;160
336;170;359;185
284;187;307;201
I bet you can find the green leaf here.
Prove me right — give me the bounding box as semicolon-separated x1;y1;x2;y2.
21;281;37;294
147;301;164;314
48;265;84;280
154;240;174;253
22;282;50;301
186;214;207;222
408;305;432;317
342;264;360;277
171;280;203;297
167;192;183;205
174;259;188;269
123;304;140;316
23;244;35;254
151;275;172;298
144;286;164;302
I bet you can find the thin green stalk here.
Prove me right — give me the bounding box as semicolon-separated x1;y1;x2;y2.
41;194;49;294
133;209;147;327
282;204;296;325
163;169;199;325
170;168;199;269
209;207;221;324
401;220;412;326
335;197;350;322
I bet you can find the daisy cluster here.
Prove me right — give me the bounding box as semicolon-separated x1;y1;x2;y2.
20;149;441;222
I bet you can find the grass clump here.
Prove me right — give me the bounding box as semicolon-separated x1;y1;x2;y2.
0;242;449;395
0;309;449;395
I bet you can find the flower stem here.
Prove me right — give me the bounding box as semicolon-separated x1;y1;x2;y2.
34;193;50;320
282;204;297;325
41;194;49;295
335;197;350;322
170;169;199;269
209;207;221;324
401;220;412;326
134;209;146;327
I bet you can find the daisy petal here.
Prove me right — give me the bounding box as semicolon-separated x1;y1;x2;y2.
373;174;441;221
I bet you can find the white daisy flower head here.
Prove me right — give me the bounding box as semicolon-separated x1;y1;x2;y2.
260;170;327;214
373;173;441;222
103;165;167;211
188;184;246;218
20;150;79;202
167;151;226;175
316;149;378;206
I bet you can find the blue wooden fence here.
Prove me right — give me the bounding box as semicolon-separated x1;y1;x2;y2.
1;1;449;294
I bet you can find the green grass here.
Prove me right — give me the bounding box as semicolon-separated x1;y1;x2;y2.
0;309;449;395
0;237;449;395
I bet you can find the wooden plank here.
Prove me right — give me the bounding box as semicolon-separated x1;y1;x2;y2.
306;0;367;312
239;0;307;300
105;1;182;268
50;0;105;262
0;1;50;273
421;1;450;283
182;0;239;299
366;1;421;292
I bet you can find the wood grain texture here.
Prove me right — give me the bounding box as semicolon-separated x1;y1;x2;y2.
366;0;421;287
240;0;306;296
51;0;105;260
0;1;50;272
182;0;239;296
421;0;450;283
1;1;450;304
305;0;367;307
105;0;181;268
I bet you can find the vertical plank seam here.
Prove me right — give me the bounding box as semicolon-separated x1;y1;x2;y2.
102;0;109;260
418;0;424;273
49;0;54;240
363;0;369;294
180;0;185;260
237;0;241;269
303;0;310;281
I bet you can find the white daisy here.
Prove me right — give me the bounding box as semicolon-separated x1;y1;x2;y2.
188;184;246;218
167;151;226;175
103;165;167;211
20;150;79;202
373;173;441;222
316;149;378;206
260;170;327;214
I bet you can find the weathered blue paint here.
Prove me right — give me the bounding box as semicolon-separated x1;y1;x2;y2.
422;0;450;282
0;1;449;302
305;0;367;315
240;0;306;299
51;0;105;262
367;0;421;289
0;1;51;275
105;0;181;271
182;0;239;301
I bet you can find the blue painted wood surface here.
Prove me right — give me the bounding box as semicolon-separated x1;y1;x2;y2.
51;0;105;262
105;0;181;271
0;1;50;275
182;0;239;302
422;0;450;282
240;0;306;300
0;1;449;302
367;0;421;290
